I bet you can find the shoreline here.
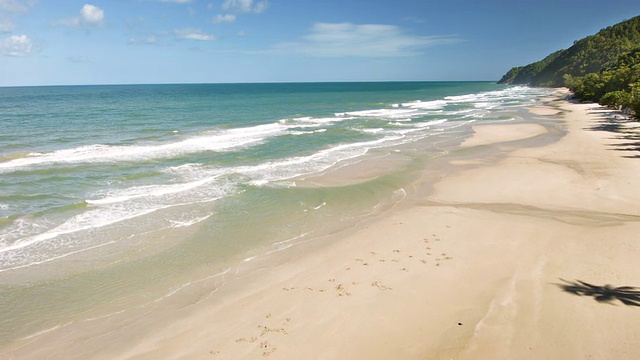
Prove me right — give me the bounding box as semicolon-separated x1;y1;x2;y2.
4;90;640;359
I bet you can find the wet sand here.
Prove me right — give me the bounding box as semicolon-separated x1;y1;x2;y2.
4;91;640;359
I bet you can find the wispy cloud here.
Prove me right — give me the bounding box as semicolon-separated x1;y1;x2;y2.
67;55;91;63
212;14;236;24
174;28;215;41
57;4;105;29
158;0;192;3
0;0;36;13
221;0;269;14
271;22;461;57
0;17;13;33
0;0;35;34
0;33;31;56
128;32;170;46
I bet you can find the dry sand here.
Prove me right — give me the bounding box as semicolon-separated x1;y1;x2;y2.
5;93;640;359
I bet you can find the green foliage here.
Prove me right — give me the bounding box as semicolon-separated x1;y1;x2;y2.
500;16;640;118
600;91;632;109
499;15;640;86
565;48;640;118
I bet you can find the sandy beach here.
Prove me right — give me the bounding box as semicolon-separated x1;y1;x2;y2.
4;90;640;359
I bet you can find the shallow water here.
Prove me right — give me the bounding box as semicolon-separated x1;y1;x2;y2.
0;82;553;344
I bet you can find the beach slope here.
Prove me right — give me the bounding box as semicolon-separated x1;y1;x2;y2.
5;92;640;359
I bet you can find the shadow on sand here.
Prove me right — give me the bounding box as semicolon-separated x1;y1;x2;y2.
584;107;640;158
557;279;640;307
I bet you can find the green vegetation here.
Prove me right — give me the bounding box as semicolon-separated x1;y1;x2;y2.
564;49;640;117
498;15;640;118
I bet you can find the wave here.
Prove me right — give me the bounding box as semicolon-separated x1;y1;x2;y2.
0;122;289;173
0;85;554;271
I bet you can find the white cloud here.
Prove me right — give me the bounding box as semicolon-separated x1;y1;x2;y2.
212;14;236;24
58;4;104;29
0;17;14;33
0;0;35;33
271;22;460;57
0;0;35;13
128;35;160;46
221;0;269;14
158;0;192;3
0;34;31;56
174;28;215;41
81;4;104;26
128;32;171;46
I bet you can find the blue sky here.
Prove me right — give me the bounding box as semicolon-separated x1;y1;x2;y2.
1;0;639;86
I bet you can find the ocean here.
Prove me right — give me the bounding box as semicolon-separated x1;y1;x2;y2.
0;82;552;346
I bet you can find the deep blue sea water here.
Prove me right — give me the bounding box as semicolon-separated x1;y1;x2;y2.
0;82;552;344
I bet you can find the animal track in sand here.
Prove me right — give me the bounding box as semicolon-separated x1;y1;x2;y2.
258;325;288;336
261;341;277;357
236;337;258;343
335;283;352;297
371;281;392;291
235;315;291;357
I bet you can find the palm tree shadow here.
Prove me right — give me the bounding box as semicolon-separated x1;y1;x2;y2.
557;279;640;307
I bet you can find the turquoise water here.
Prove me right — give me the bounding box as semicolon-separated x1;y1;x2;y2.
0;82;551;343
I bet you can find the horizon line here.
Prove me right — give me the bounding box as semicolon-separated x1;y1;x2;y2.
0;79;500;89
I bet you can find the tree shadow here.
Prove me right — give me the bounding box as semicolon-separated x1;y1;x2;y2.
585;111;640;157
557;279;640;307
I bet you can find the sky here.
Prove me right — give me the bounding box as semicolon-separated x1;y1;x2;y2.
1;0;639;86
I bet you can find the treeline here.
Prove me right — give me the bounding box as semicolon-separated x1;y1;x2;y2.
564;48;640;118
498;15;640;118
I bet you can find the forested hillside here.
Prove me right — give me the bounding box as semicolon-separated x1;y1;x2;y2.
499;15;640;118
499;16;640;86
